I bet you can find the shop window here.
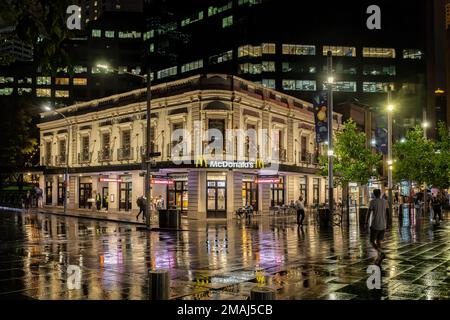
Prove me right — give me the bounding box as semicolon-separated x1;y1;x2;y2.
299;176;308;206
313;178;320;204
271;177;285;207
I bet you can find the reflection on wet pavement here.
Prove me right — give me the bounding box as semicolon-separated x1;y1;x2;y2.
0;209;449;300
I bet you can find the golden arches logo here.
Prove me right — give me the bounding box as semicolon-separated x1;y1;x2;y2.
255;159;265;169
195;158;208;168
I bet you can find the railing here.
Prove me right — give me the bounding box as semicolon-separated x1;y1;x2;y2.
117;147;133;161
98;149;113;162
272;148;287;162
42;156;52;166
298;151;320;166
77;152;91;164
55;155;67;166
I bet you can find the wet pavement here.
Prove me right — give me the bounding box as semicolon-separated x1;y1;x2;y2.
0;208;449;300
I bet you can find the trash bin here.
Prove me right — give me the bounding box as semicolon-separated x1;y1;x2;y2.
318;208;330;228
359;207;369;225
158;209;181;229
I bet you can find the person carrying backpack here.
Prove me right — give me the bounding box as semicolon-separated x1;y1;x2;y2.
136;196;147;221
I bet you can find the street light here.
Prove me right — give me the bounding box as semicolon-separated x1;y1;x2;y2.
422;111;429;215
386;92;394;220
326;51;334;216
97;63;152;230
371;138;376;147
43;104;70;216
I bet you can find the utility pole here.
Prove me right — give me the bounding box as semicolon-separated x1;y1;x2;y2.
145;67;152;230
327;51;334;217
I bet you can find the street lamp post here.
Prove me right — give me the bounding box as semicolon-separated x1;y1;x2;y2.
422;111;429;216
44;105;70;215
387;91;394;221
97;64;152;229
327;51;334;216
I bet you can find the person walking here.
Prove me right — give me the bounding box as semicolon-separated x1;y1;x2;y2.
365;189;388;266
431;195;443;224
295;195;305;226
136;196;146;221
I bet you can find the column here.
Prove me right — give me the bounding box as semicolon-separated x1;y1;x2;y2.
260;183;271;215
286;175;296;204
230;171;242;219
108;174;119;212
52;175;58;206
70;175;78;209
188;171;204;220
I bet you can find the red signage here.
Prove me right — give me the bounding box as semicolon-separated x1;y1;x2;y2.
99;178;123;183
151;178;174;185
255;178;281;184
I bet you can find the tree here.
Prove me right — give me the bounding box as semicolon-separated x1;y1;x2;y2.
0;0;72;72
428;122;450;190
319;119;382;218
393;125;434;186
320;119;382;187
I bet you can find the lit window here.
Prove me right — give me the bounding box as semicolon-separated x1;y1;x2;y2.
209;50;233;64
363;65;396;76
0;88;13;95
282;44;316;55
222;15;233;28
181;11;204;27
143;30;155;41
149;43;154;53
0;76;14;84
117;66;128;74
363;47;396;58
208;2;232;16
238;0;262;6
37;76;51;85
73;66;87;74
238;45;261;57
363;82;394;93
282;62;316;73
18;77;32;84
92;29;101;37
131;67;141;75
57;67;68;73
322;81;357;92
105;31;115;38
55;78;69;85
18;88;32;95
73;78;87;86
262;61;275;72
55;90;69;98
36;88;51;97
323;46;356;57
238;63;262;74
262;79;276;89
118;31;141;39
181;59;203;73
157;66;177;79
403;49;423;60
327;63;357;75
283;80;316;91
262;43;276;54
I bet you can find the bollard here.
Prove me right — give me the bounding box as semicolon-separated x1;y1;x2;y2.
148;269;170;300
250;286;276;300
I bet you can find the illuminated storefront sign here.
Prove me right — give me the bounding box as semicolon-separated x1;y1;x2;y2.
195;159;265;169
151;178;174;185
99;178;123;183
255;178;281;184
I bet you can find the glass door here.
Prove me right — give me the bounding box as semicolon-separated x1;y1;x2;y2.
102;187;109;209
79;183;92;208
119;182;132;211
168;181;188;213
45;181;53;205
57;182;65;206
242;181;258;211
207;177;227;218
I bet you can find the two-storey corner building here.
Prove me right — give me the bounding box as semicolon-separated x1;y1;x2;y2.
37;74;342;220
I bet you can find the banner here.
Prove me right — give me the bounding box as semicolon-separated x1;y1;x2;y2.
313;92;329;144
374;115;388;155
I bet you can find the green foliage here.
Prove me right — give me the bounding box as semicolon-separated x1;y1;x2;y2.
0;0;73;73
319;119;382;186
0;96;39;168
393;122;449;189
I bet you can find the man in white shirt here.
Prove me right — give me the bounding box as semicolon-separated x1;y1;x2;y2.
365;189;388;266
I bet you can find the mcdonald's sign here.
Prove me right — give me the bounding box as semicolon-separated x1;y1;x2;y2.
195;158;208;168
